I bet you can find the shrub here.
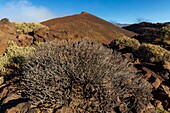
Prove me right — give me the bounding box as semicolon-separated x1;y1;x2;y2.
13;22;48;34
19;38;152;112
0;41;35;72
161;25;170;42
109;36;141;51
137;43;170;62
0;18;9;23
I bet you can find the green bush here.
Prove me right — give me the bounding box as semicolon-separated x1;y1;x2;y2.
137;43;170;62
109;36;141;51
0;41;35;72
19;38;153;112
13;22;48;34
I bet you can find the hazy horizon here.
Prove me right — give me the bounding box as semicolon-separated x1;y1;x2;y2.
0;0;170;23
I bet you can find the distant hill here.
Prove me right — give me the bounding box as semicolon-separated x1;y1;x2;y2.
123;22;165;35
110;21;130;27
115;23;130;27
165;22;170;25
123;22;168;43
41;12;136;44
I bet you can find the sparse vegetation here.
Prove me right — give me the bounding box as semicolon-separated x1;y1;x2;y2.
19;38;153;112
137;43;170;62
0;41;35;72
161;25;170;41
109;36;141;51
13;22;48;34
161;25;170;45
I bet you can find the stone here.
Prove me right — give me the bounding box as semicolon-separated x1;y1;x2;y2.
55;107;73;113
163;61;170;72
17;34;34;46
33;28;49;42
142;67;163;89
0;76;4;85
6;109;18;113
152;78;162;89
161;85;170;98
20;102;32;113
3;93;20;104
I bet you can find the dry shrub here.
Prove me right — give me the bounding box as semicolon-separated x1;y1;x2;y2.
161;25;170;42
13;22;48;34
137;43;170;62
19;38;153;112
109;36;141;51
0;41;35;72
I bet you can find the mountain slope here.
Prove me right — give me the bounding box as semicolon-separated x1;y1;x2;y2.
41;12;136;44
123;22;165;35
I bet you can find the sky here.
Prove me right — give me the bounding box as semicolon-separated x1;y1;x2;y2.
0;0;170;23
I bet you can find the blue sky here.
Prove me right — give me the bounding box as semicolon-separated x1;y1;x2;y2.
0;0;170;23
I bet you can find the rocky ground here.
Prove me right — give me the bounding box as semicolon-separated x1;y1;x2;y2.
1;17;170;112
0;18;77;113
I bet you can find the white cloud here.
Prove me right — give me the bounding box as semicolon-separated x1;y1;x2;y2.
0;0;55;22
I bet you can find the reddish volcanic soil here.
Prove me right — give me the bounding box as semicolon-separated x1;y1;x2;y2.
41;12;137;44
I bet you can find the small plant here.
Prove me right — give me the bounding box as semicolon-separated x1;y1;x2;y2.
161;25;170;43
155;107;169;113
109;36;141;51
137;43;170;62
0;41;35;72
19;38;153;112
13;22;49;34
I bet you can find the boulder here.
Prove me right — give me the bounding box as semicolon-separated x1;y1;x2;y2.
17;34;34;46
142;67;163;89
0;34;19;56
152;78;162;89
33;28;60;43
0;86;8;99
27;108;41;113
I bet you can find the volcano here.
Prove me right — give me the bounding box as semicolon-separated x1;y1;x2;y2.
41;12;136;44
